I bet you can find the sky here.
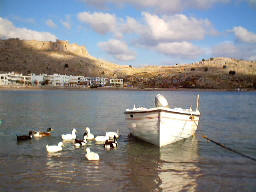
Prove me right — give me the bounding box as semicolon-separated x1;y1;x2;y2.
0;0;256;67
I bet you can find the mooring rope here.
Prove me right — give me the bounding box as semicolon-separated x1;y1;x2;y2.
192;120;256;162
202;135;256;162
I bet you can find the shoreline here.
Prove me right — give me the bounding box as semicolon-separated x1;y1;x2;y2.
0;86;255;92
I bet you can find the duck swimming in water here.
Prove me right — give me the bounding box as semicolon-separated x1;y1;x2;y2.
85;148;99;161
74;138;87;147
104;135;118;149
17;131;33;141
46;142;63;153
83;127;94;140
61;128;77;141
32;128;53;137
95;135;109;144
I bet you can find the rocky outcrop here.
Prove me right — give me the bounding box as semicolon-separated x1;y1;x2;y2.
0;38;88;57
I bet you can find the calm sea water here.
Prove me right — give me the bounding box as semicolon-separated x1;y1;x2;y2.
0;89;255;192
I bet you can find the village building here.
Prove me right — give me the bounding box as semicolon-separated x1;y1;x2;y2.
0;72;123;88
0;73;8;86
109;79;124;87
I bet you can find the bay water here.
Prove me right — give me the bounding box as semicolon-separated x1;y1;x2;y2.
0;89;255;192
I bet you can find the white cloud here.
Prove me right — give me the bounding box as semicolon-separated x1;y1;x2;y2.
77;12;125;38
211;41;256;60
81;0;230;13
120;16;145;34
78;11;214;60
232;26;256;43
46;19;57;28
98;39;136;61
78;11;216;43
141;13;216;42
78;12;117;34
212;41;239;57
0;17;57;41
156;41;202;58
212;26;256;60
61;15;71;30
134;13;213;59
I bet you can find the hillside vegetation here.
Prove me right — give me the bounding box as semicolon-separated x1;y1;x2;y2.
0;39;256;89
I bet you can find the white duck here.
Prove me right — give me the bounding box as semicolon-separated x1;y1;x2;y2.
83;127;94;140
106;130;119;139
95;135;109;144
62;128;77;141
85;148;99;161
46;142;63;153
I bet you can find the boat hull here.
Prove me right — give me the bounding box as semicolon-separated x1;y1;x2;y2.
125;109;199;147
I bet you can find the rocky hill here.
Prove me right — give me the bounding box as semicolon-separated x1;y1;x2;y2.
0;38;256;89
0;38;134;78
125;57;256;89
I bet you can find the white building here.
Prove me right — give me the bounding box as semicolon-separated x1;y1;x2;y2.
31;74;45;86
0;73;8;85
44;74;69;86
109;79;123;87
0;72;122;88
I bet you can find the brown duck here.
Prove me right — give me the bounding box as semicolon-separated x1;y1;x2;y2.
33;128;53;137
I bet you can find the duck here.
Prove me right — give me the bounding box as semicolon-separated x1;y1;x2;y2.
46;142;63;153
83;127;94;140
74;138;87;147
17;131;33;141
61;128;77;141
85;148;99;161
104;135;118;149
106;130;120;139
95;135;109;144
32;127;53;137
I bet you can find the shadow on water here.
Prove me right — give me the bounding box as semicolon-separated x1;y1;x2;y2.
126;136;199;192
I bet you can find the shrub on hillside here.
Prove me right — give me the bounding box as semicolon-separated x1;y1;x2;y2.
229;70;236;75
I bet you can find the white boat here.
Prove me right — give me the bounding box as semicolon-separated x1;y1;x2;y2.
124;94;200;147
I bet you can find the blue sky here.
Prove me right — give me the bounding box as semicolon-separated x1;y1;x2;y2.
1;0;256;67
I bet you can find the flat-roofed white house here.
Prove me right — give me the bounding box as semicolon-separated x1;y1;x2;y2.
44;74;68;86
0;73;8;85
6;72;24;85
22;75;32;85
110;78;123;87
87;77;109;87
68;75;80;86
31;74;45;86
0;72;28;86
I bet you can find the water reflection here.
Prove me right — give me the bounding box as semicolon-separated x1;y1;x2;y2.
127;136;199;192
45;146;102;187
158;136;199;192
